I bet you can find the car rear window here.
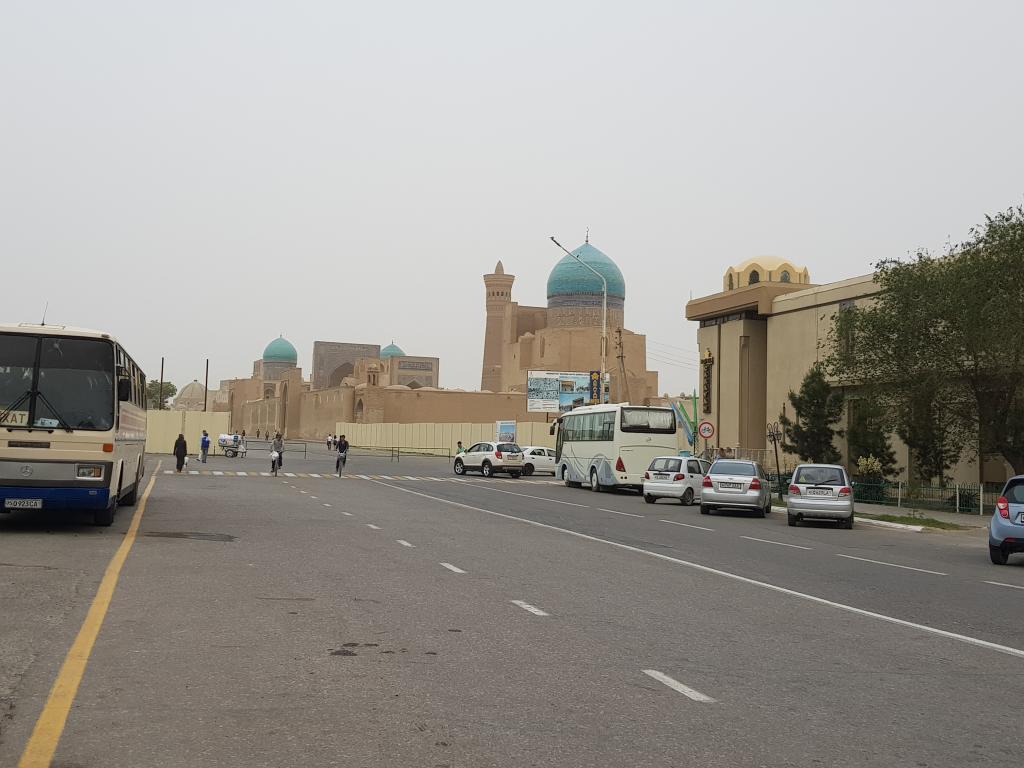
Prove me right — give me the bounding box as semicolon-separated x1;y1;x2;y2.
793;466;846;486
1003;480;1024;503
710;461;756;476
497;443;521;453
649;458;681;472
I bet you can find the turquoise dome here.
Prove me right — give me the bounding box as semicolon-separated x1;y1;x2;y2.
547;242;626;301
380;343;406;359
263;336;298;363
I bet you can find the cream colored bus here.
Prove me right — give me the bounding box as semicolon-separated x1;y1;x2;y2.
0;324;147;525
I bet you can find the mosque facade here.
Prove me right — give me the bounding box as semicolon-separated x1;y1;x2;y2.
481;240;658;404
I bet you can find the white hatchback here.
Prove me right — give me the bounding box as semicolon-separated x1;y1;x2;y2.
453;442;524;478
643;456;711;505
521;447;556;476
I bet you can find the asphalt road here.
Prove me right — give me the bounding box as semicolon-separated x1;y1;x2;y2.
2;449;1022;767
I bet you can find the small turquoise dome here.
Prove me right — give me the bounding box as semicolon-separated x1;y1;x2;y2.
547;242;626;301
380;342;406;359
263;336;298;363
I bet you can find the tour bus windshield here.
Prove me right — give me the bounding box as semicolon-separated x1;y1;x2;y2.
0;334;115;431
620;407;676;434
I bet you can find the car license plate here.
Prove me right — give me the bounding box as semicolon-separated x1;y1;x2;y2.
655;473;669;479
807;488;832;496
4;499;42;509
719;482;742;489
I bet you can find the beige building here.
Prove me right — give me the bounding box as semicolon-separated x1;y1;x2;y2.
481;240;658;403
686;257;1011;484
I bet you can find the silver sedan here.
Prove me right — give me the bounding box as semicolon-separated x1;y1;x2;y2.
699;459;772;517
786;464;854;529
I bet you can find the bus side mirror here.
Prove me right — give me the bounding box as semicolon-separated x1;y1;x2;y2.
117;378;131;402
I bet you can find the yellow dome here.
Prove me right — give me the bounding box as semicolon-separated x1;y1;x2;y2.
723;257;809;291
735;256;795;271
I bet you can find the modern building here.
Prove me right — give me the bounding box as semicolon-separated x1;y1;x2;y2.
481;240;658;403
685;257;1011;483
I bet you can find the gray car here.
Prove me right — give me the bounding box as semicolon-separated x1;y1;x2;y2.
700;459;772;517
786;464;854;529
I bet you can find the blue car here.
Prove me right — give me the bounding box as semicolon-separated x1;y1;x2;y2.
989;475;1024;565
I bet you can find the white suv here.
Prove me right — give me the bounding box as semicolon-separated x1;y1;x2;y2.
521;447;556;476
454;442;525;478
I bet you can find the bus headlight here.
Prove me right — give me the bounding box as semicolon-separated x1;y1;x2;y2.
76;464;104;479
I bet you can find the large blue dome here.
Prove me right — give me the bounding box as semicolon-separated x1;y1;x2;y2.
263;336;298;363
546;243;626;301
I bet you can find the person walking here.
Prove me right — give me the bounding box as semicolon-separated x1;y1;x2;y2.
256;428;260;440
200;430;211;463
326;434;332;449
272;432;285;470
336;434;350;476
173;433;188;473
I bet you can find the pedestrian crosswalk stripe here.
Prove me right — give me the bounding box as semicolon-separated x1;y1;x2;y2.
284;472;296;477
159;472;562;485
309;473;321;477
237;471;248;476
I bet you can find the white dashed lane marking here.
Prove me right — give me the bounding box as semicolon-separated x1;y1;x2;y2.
366;524;381;530
511;600;549;616
599;508;643;518
642;670;716;703
984;581;1024;591
440;562;466;574
661;519;714;532
837;554;946;576
741;536;811;551
396;540;414;547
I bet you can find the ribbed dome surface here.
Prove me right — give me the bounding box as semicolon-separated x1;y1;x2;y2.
547;243;625;300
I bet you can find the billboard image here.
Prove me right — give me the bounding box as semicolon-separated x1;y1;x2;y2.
527;370;600;413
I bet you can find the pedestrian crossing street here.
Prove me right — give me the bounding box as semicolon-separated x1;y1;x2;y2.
161;469;560;485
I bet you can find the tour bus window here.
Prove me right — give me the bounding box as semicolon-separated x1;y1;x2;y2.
620;408;676;434
0;335;37;427
34;337;115;431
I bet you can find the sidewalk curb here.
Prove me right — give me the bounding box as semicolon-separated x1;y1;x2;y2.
854;517;924;532
770;506;924;532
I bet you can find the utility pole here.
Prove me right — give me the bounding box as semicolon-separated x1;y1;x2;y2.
203;358;209;412
158;357;165;410
616;328;631;404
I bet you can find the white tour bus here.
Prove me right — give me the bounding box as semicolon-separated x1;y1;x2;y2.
0;324;147;525
552;403;678;492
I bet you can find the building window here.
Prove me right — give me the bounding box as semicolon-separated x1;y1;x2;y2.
727;273;734;290
780;270;791;283
748;270;760;285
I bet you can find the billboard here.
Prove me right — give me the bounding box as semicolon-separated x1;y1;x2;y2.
527;370;600;413
495;420;517;442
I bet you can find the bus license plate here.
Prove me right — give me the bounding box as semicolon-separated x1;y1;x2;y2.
5;499;42;509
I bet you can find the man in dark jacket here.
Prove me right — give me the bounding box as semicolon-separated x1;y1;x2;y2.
336;435;350;476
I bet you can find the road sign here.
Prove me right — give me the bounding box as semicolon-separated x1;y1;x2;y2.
698;421;715;440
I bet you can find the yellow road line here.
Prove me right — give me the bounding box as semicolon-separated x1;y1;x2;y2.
18;461;161;768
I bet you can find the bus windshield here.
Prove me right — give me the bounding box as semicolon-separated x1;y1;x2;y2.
0;334;115;431
620;407;676;434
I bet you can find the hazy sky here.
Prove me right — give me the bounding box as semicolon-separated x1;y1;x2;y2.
3;1;1022;396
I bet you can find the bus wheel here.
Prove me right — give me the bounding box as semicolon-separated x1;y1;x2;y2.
562;466;580;488
120;480;138;506
94;497;117;527
590;469;604;493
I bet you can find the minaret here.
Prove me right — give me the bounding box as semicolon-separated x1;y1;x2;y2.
481;260;514;392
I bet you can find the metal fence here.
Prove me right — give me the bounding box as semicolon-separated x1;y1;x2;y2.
765;471;1002;515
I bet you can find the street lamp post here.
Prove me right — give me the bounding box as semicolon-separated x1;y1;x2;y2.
550;236;607;403
766;421;784;502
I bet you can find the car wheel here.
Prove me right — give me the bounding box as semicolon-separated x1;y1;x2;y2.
842;515;854;530
644;494;656;504
510;471;521;479
481;461;494;478
682;488;694;506
760;501;768;518
590;469;604;493
700;504;711;515
94;495;117;527
787;513;797;527
522;464;534;477
990;544;1009;565
454;459;465;475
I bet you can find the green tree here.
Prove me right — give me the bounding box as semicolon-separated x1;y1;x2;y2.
145;380;177;410
826;203;1024;479
779;364;844;463
846;397;897;477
